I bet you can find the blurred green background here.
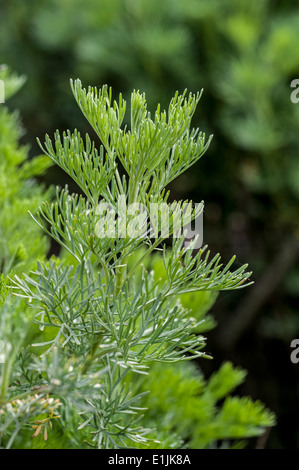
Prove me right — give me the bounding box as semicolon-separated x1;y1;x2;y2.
1;0;299;448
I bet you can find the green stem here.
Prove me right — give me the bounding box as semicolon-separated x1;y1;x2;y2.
115;177;139;297
82;334;103;375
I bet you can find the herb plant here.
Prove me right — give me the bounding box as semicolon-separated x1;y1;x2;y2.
2;79;275;448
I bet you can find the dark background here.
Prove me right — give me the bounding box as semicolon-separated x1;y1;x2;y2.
1;0;299;448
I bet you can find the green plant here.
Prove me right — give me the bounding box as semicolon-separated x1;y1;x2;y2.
0;66;57;448
3;80;274;448
0;65;51;278
132;361;274;449
0;0;297;447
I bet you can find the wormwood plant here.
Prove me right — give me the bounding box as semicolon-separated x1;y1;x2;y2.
123;250;275;449
7;80;272;448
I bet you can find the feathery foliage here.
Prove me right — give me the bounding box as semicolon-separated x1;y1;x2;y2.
2;78;274;448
